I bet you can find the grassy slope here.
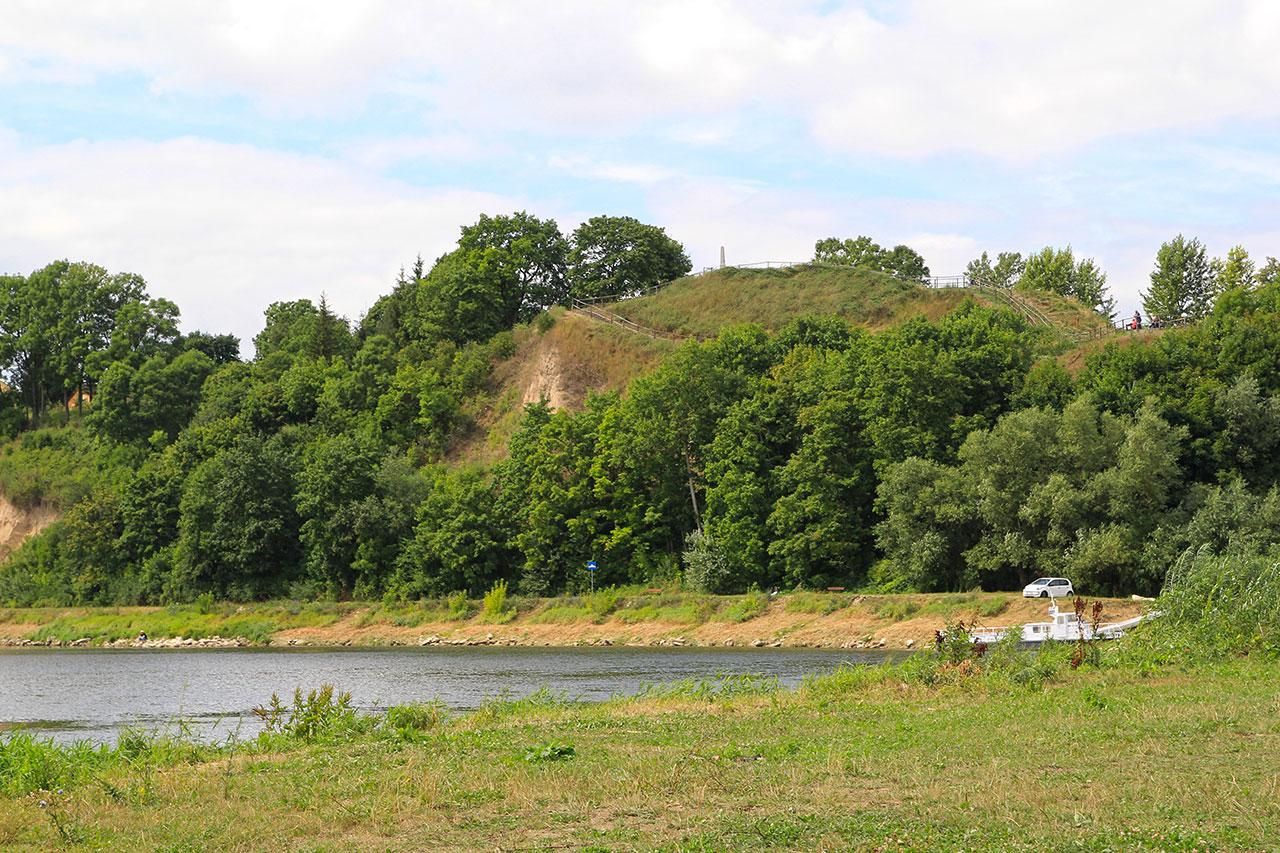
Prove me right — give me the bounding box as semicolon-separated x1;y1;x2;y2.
611;266;971;337
1;656;1275;850
449;310;675;463
608;266;1112;342
1058;327;1165;376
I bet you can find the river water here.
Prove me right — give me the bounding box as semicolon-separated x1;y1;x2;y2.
0;646;903;744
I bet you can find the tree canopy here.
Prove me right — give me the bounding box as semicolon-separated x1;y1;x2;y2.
813;236;930;281
1143;235;1212;323
1017;246;1114;316
568;215;691;300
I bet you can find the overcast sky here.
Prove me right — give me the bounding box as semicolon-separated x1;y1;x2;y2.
2;0;1279;346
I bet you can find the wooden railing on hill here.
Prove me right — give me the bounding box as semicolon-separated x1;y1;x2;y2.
567;297;698;342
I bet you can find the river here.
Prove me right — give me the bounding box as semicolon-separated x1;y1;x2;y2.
0;645;904;744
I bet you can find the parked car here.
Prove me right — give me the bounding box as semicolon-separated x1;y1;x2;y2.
1022;577;1074;598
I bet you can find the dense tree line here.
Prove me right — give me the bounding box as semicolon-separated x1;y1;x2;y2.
964;239;1280;325
2;220;1280;605
0;261;237;436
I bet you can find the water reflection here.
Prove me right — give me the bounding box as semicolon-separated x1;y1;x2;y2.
0;645;905;743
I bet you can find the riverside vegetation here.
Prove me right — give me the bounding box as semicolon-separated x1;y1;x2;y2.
0;587;1053;649
1;549;1277;849
2;218;1280;608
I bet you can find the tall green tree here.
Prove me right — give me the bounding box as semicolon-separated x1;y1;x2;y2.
295;432;388;598
393;466;514;598
413;213;569;345
1143;235;1212;323
966;251;1025;289
1019;246;1113;316
89;349;217;445
171;435;301;600
568;215;691;300
1259;257;1280;288
1212;245;1256;294
456;212;569;323
254;298;353;362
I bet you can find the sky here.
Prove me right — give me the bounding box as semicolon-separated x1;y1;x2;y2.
2;0;1279;348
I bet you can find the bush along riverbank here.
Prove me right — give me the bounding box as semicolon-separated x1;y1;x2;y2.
1;550;1277;850
0;587;1148;651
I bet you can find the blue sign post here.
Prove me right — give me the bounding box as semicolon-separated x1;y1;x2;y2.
586;560;598;593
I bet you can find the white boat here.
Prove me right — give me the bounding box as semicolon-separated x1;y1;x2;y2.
969;602;1150;645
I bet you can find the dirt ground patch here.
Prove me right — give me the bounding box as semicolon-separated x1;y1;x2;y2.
270;594;1149;650
0;495;58;563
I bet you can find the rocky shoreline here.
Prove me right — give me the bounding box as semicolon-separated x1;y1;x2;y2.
1;635;250;649
1;632;913;650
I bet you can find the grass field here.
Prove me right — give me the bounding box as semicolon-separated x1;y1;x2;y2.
1;646;1275;850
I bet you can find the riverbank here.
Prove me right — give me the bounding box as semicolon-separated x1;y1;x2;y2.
1;645;1275;849
0;590;1148;650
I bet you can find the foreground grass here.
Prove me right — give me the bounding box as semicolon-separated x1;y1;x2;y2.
2;650;1277;850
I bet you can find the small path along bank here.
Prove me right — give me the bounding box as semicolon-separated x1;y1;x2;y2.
0;592;1148;650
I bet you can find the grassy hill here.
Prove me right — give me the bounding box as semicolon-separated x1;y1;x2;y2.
610;265;969;337
459;265;1118;460
607;265;1112;342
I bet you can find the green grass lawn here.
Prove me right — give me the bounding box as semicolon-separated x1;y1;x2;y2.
2;649;1276;850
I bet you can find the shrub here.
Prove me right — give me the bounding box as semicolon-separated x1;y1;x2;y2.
1123;547;1280;663
446;590;470;620
481;580;516;624
382;701;447;741
785;592;845;615
584;587;621;620
875;599;920;621
683;529;733;593
976;597;1009;618
718;587;769;623
252;685;363;742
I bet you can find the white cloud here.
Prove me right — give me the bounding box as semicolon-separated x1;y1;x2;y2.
4;2;1279;158
0;133;527;349
547;155;678;185
342;134;498;171
904;233;979;275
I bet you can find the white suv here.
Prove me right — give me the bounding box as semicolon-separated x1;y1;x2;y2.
1022;577;1074;598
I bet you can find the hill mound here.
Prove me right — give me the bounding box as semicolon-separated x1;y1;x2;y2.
609;265;967;337
605;265;1112;342
460;265;1118;460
